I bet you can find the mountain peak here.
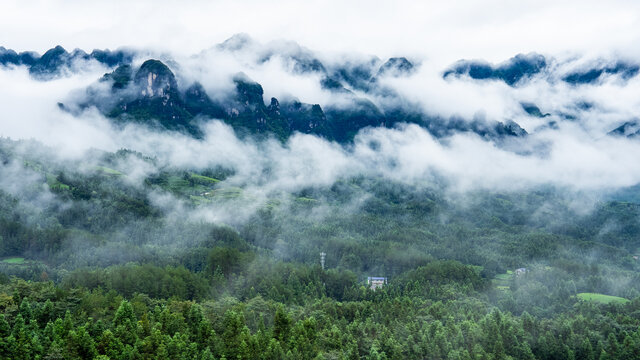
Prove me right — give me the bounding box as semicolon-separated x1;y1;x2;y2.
134;59;177;98
102;64;133;90
378;57;415;77
444;52;546;86
217;33;255;52
29;45;70;78
233;73;264;105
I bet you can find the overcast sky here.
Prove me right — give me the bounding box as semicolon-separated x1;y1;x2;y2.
2;0;639;61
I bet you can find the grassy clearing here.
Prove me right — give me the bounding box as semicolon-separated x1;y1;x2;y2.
152;173;224;201
189;173;220;185
189;195;211;205
165;176;192;193
492;271;513;290
46;174;70;191
2;257;26;264
577;293;629;304
209;187;243;199
96;166;124;176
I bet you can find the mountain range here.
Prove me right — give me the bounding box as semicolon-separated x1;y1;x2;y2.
2;35;639;143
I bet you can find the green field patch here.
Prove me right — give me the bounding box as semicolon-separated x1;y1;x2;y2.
1;257;26;264
96;166;124;176
189;195;211;205
164;176;192;193
46;174;70;191
210;187;243;199
189;173;220;185
492;271;513;290
23;160;43;172
149;172;222;198
577;293;629;304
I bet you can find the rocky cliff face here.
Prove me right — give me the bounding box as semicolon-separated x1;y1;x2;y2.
17;39;550;143
98;60;200;136
135;60;178;99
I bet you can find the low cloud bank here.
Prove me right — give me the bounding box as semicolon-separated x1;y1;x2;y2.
2;46;640;204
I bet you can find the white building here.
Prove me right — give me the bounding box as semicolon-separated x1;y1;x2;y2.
367;276;387;290
515;268;528;276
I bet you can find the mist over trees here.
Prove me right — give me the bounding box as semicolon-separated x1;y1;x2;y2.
0;130;640;359
2;30;640;359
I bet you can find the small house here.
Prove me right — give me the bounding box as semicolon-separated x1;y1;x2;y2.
515;268;528;276
367;277;387;290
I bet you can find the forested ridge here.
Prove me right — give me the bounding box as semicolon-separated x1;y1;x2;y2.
2;137;640;359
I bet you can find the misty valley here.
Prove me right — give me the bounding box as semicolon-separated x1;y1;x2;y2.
2;37;640;360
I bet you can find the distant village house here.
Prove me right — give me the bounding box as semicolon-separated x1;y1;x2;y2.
367;277;387;290
515;268;528;276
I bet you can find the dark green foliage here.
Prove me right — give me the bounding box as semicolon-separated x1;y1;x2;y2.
106;59;203;137
183;82;226;119
102;64;132;90
207;247;255;277
234;75;265;106
394;260;487;295
2;138;640;358
325;97;385;143
53;52;534;143
63;264;209;300
4;277;640;359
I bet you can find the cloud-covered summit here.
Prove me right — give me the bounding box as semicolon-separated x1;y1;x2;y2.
2;33;640;197
3;37;528;144
0;44;133;80
443;53;640;88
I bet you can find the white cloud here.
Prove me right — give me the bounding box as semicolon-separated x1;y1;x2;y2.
1;2;640;204
2;0;639;63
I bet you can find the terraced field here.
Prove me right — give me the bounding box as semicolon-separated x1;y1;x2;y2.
577;293;629;304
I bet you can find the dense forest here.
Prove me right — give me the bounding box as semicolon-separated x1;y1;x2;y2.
0;135;640;360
